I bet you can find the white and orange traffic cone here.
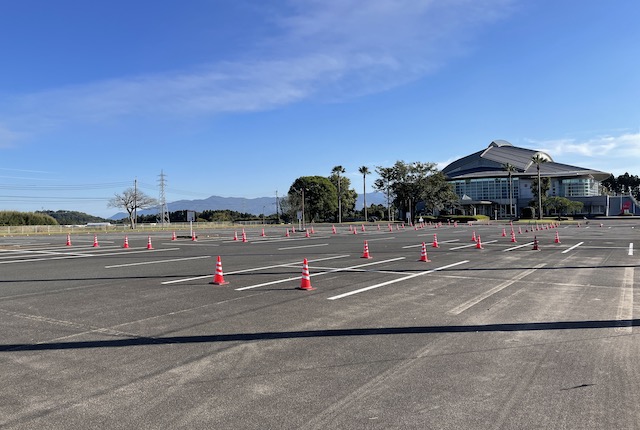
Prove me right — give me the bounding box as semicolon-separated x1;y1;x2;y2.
191;231;197;241
471;231;477;242
285;229;290;237
361;240;372;259
233;231;238;241
242;229;247;243
332;225;337;234
510;231;517;243
92;234;99;247
554;231;561;244
298;258;315;290
502;228;507;237
532;236;540;250
305;229;310;238
311;226;315;234
65;233;72;246
171;231;177;241
419;242;431;262
123;236;130;248
361;224;366;232
432;233;440;248
475;235;484;249
261;228;266;237
210;256;229;285
146;236;153;249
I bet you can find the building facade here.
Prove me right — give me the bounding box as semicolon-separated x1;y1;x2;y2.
441;140;626;218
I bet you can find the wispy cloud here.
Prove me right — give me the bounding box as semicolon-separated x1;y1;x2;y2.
526;132;640;159
1;0;514;135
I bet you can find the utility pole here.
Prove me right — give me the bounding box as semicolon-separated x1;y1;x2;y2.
134;178;137;229
158;170;170;225
275;190;280;224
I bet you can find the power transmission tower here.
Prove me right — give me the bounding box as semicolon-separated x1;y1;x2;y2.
158;170;170;225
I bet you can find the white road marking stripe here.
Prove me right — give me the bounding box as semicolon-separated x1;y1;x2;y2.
447;263;546;315
278;243;328;250
235;257;406;291
327;260;469;300
502;242;535;252
615;267;634;334
450;240;497;250
629;243;634;256
161;255;350;285
561;241;584;254
105;255;211;268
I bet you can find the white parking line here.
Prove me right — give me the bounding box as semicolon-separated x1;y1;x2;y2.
235;257;406;291
105;255;211;268
327;260;469;300
561;242;584;254
502;242;535;252
447;263;546;315
161;255;350;285
615;267;634;334
629;243;634;256
450;240;497;250
278;243;328;250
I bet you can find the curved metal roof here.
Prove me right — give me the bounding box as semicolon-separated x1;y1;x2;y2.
442;140;610;181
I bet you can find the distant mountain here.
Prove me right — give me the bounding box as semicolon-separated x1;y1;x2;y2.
109;192;388;220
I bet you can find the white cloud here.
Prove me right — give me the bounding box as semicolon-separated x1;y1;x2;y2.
1;0;514;132
527;132;640;159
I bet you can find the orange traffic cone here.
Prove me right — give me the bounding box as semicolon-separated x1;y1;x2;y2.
242;229;247;243
65;233;72;246
377;224;380;231
502;228;507;237
510;231;517;243
210;256;229;285
532;236;540;250
471;231;477;242
388;224;393;232
261;228;266;237
311;226;315;234
233;231;238;241
361;240;372;259
285;229;290;237
432;234;439;248
191;231;197;241
475;235;484;249
332;225;337;234
171;231;177;241
92;234;99;247
146;236;153;249
419;242;431;262
353;227;358;234
123;236;130;248
554;231;561;244
298;258;315;290
305;229;310;238
361;224;366;232
518;226;522;235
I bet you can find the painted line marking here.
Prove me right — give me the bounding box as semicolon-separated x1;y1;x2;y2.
327;260;469;300
629;243;634;256
278;243;329;251
615;267;634;334
450;240;497;250
105;255;211;269
561;242;584;254
447;263;546;315
502;242;535;252
235;257;406;291
161;255;350;285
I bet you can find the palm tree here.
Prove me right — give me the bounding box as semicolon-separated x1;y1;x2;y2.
503;163;516;218
359;166;370;221
332;165;346;223
531;154;548;220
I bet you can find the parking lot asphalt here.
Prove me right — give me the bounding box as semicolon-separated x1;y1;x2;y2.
1;220;639;429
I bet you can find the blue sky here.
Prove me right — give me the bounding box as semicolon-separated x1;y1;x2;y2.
1;0;639;218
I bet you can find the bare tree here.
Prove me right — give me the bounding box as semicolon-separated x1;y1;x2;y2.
108;187;158;228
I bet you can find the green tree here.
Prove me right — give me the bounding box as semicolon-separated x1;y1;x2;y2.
530;176;551;217
373;166;395;221
421;171;459;215
329;171;356;221
288;176;338;224
546;197;584;219
358;165;370;220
